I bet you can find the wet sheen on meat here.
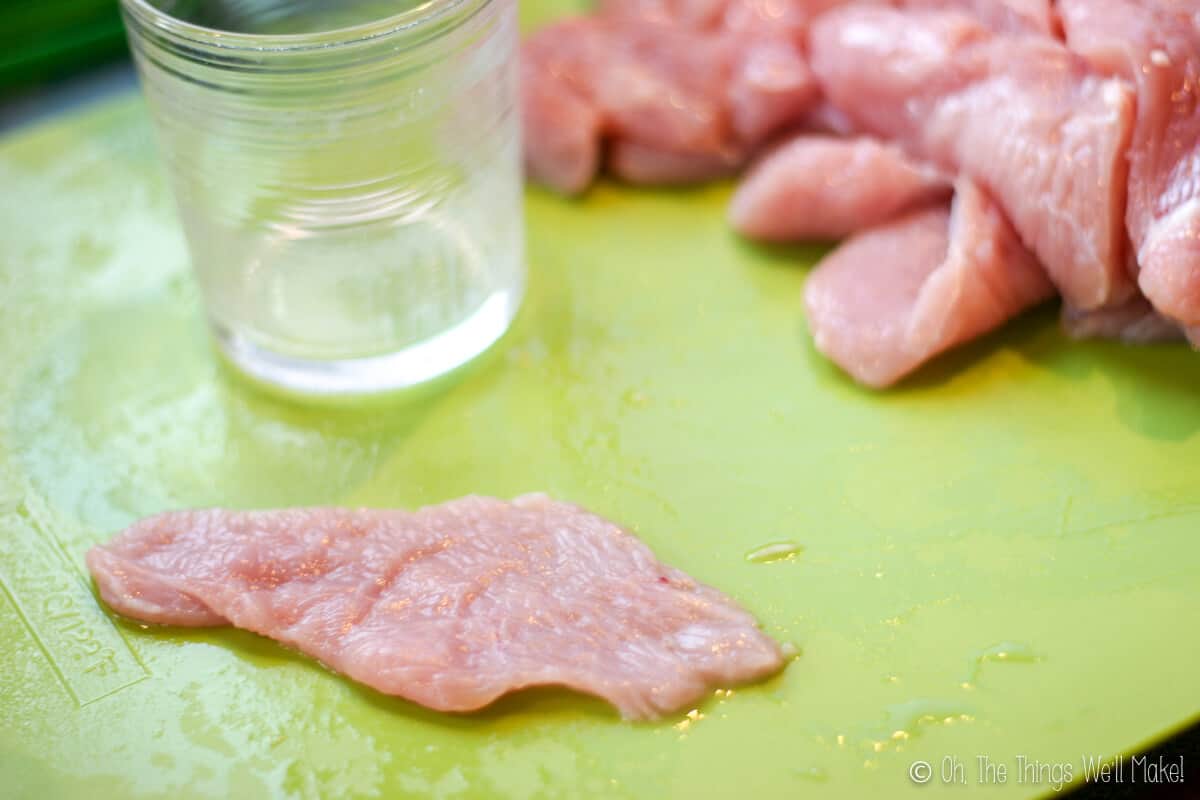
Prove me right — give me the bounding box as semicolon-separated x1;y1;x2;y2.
87;495;786;720
1060;0;1200;332
810;7;1135;310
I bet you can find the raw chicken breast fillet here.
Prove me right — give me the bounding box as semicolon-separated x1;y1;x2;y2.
1060;0;1200;331
520;17;822;192
804;178;1053;387
810;7;1135;310
729;135;951;241
87;494;786;720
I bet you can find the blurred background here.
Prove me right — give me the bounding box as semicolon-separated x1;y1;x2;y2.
0;0;132;131
1;1;126;90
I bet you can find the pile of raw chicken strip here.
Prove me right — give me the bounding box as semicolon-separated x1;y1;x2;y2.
521;0;1200;387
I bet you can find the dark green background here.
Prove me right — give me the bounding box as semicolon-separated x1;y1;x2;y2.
0;1;126;92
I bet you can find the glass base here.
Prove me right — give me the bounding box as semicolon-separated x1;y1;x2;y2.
211;290;521;397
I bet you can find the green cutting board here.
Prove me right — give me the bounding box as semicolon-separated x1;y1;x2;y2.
3;4;1200;797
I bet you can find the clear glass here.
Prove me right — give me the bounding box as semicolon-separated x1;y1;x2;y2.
121;0;525;395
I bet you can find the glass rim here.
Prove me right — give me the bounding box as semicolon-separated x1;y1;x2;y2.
120;0;477;52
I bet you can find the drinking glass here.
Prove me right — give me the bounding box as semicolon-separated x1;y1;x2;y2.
121;0;525;395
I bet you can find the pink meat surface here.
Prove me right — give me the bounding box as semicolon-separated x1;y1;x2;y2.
728;33;819;144
804;178;1053;387
520;18;822;191
570;20;733;157
520;50;602;196
1061;297;1183;344
1060;0;1200;329
521;0;1059;193
598;0;862;37
597;0;729;29
610;142;742;185
895;0;1057;35
800;100;860;136
86;494;785;720
809;7;1135;311
521;19;734;162
597;0;1053;37
729;135;951;241
719;0;865;38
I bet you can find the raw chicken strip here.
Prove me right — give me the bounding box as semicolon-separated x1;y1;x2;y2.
809;7;1135;310
729;135;951;241
804;178;1053;387
590;0;837;147
520;18;821;191
523;19;734;160
599;0;1052;36
86;495;785;720
1059;0;1200;330
519;19;735;193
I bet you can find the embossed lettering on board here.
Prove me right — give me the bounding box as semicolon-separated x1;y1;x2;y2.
0;489;148;707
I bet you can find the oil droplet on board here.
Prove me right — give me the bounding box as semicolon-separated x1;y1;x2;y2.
871;699;976;752
962;641;1041;688
674;708;705;733
745;541;803;564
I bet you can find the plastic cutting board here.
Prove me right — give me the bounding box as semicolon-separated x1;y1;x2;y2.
2;3;1200;796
